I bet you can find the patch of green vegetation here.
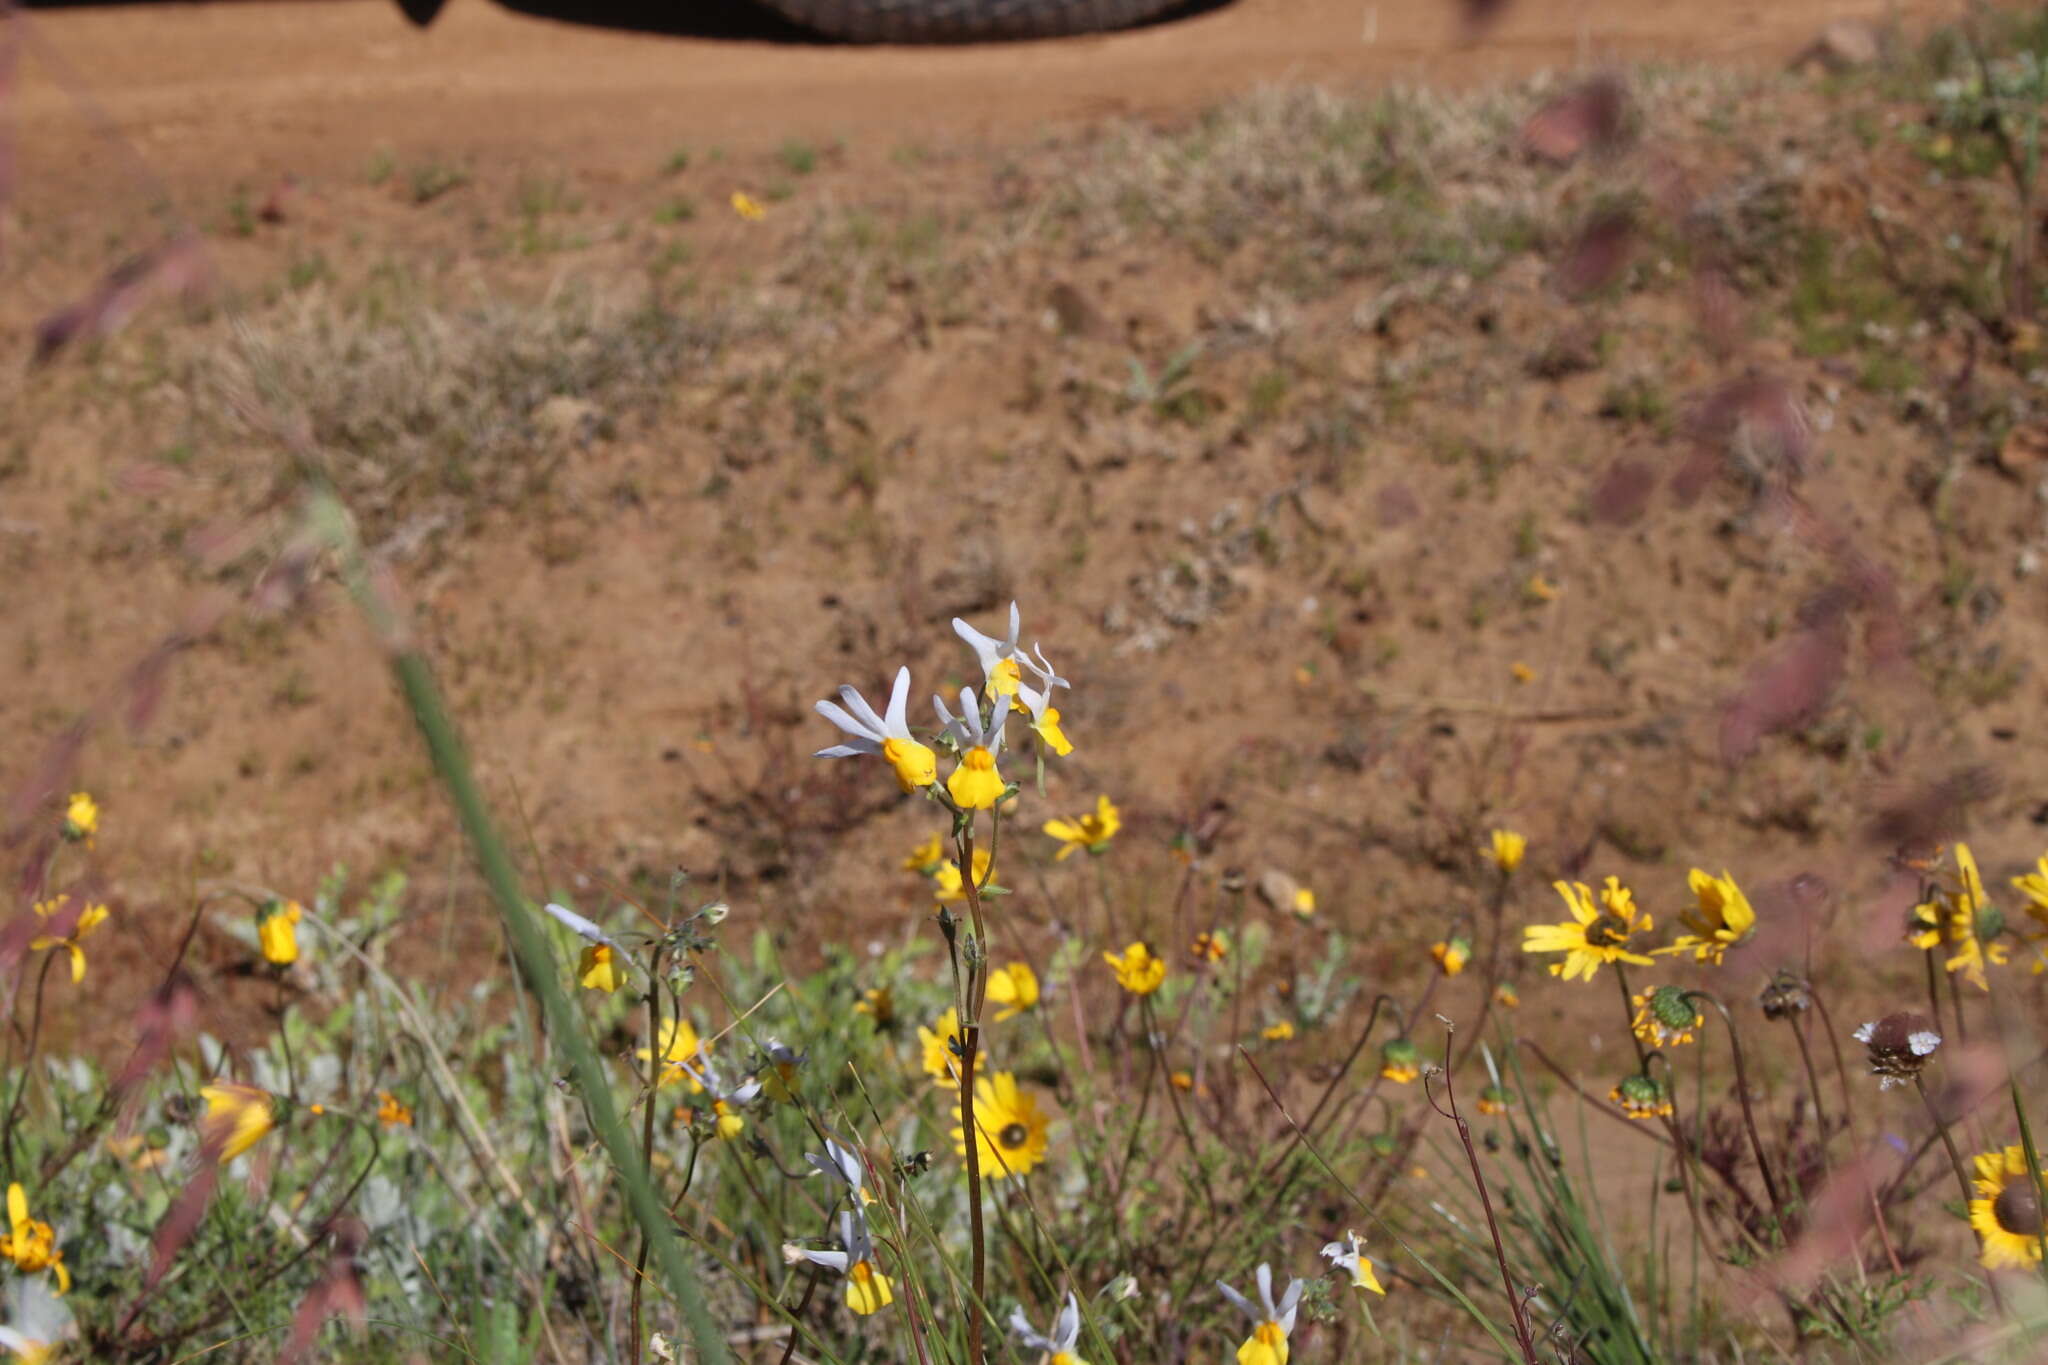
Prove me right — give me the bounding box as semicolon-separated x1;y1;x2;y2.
778;139;818;176
405;159;471;206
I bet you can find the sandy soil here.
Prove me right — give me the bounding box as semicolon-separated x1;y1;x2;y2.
15;0;1943;205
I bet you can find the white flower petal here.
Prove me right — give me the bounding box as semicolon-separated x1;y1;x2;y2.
815;697;883;742
815;740;882;760
1216;1280;1259;1323
837;684;889;737
543;902;611;945
884;666;914;738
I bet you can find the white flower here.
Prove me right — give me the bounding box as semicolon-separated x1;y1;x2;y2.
814;666;938;792
1319;1230;1387;1294
1009;1291;1088;1363
955;602;1027;699
783;1212;895;1315
0;1274;74;1360
543;902;614;946
933;687;1010;810
806;1137;867;1200
1216;1263;1305;1352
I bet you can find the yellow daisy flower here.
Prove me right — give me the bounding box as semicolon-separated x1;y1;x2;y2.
855;985;895;1027
1969;1144;2047;1270
1261;1020;1296;1042
28;897;108;985
730;191;767;221
1485;828;1526;873
1190;930;1229;963
1476;1085;1513;1116
1522;876;1654;982
932;848;993;904
1430;936;1472;977
951;1071;1050;1179
60;792;97;846
1905;899;1945;951
1102;942;1166;996
1944;844;2009;992
902;835;945;873
1658;869;1756;965
1610;1072;1673;1121
918;1008;964;1088
985;963;1040;1022
376;1091;414;1128
1494;981;1520;1009
1044;795;1120;860
1379;1038;1420;1084
199;1081;277;1163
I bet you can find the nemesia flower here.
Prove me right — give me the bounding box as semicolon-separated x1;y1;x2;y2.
199;1081;277;1162
59;793;96;846
1016;678;1075;756
953;602;1035;701
1853;1011;1941;1089
1170;1070;1194;1091
1630;986;1704;1048
806;1137;875;1207
1968;1144;2048;1269
1944;844;2008;992
1656;869;1757;965
951;1072;1050;1179
578;944;625;993
1319;1231;1386;1295
637;1018;711;1092
757;1039;807;1101
1009;1292;1090;1365
933;687;1010;810
784;1212;894;1316
1486;829;1526;873
1430;936;1472;977
1610;1072;1673;1121
932;848;995;904
1477;1085;1513;1116
1102;942;1166;996
0;1274;75;1362
1261;1021;1296;1042
1044;795;1120;860
1379;1038;1420;1085
814;667;938;792
919;1009;964;1088
1522;876;1654;982
1216;1264;1305;1365
674;1057;762;1141
986;963;1040;1022
0;1188;66;1295
376;1092;413;1128
903;835;945;873
28;897;107;986
256;899;302;967
1190;930;1229;964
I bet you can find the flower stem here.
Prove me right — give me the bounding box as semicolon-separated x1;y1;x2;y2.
1688;991;1787;1242
1424;1029;1539;1365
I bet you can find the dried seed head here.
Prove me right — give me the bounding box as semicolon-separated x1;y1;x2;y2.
1758;971;1812;1020
1852;1011;1942;1089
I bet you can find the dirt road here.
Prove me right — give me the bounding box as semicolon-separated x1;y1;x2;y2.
15;0;1949;198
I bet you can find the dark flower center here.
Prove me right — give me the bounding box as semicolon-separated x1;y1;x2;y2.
1585;915;1630;947
1995;1178;2045;1237
998;1123;1030;1149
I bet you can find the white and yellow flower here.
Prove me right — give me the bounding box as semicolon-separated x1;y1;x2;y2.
1320;1231;1387;1295
784;1212;894;1316
934;687;1010;810
814;666;938;792
1217;1264;1305;1365
954;602;1029;700
0;1274;74;1363
1009;1292;1090;1365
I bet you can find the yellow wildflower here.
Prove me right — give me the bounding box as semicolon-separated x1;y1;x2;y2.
951;1071;1050;1179
1102;942;1166;996
932;848;993;904
257;899;302;968
0;1186;66;1295
1631;986;1704;1048
918;1008;964;1088
1379;1038;1420;1084
855;985;895;1027
1430;936;1471;977
1610;1073;1673;1121
1044;795;1120;860
903;835;945;873
814;667;938;792
578;943;624;993
1522;876;1653;982
1658;869;1756;965
200;1081;276;1162
637;1018;710;1091
1261;1021;1296;1042
936;688;1009;810
28;897;108;985
1486;828;1527;873
1945;844;2009;992
1190;930;1229;963
1320;1231;1386;1295
60;793;96;846
376;1091;413;1128
730;191;766;220
1969;1144;2047;1270
985;963;1040;1022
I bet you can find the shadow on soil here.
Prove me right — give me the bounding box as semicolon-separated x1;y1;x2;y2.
489;0;1238;44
